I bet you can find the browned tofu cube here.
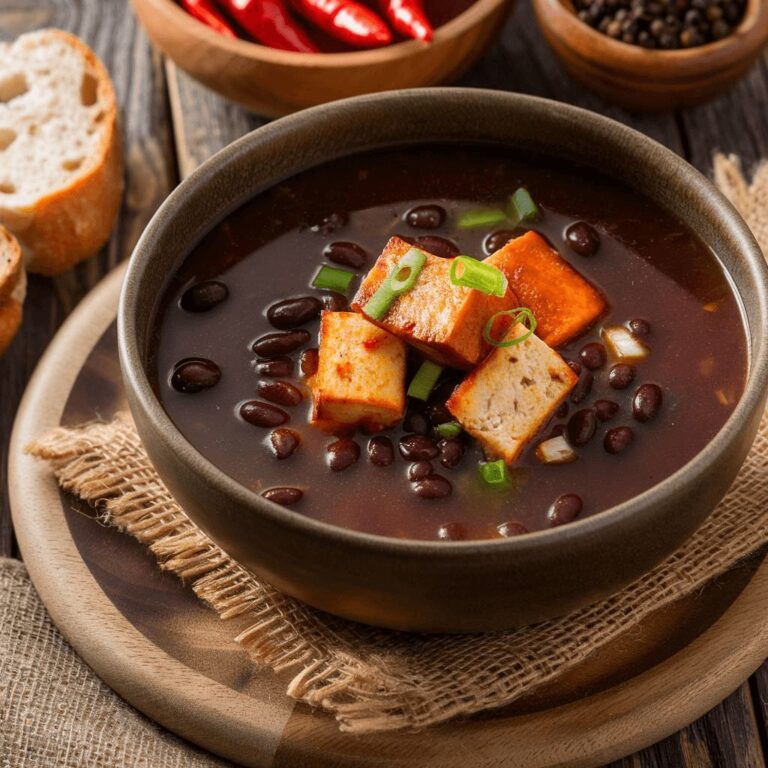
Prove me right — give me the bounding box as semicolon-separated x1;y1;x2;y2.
485;231;606;348
310;311;406;432
351;237;517;369
446;324;577;464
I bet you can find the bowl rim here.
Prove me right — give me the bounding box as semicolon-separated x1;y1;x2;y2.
135;0;511;65
119;87;768;559
535;0;768;72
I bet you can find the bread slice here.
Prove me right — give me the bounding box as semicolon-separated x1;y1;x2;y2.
0;227;26;356
0;29;123;275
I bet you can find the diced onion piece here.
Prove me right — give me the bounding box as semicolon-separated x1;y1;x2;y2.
457;208;507;229
535;435;577;465
602;325;650;362
389;248;427;296
407;360;443;401
479;459;509;485
312;264;355;294
450;256;508;297
506;187;539;225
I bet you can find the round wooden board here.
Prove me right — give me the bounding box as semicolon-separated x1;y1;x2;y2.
8;265;768;768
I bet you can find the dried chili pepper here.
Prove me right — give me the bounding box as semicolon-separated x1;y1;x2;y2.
289;0;393;47
180;0;238;37
217;0;320;52
379;0;433;41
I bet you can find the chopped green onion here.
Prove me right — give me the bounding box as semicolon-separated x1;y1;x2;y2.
363;281;396;321
312;264;355;294
457;208;507;229
479;459;509;486
407;360;443;401
435;421;462;439
389;248;427;296
483;307;538;348
449;256;508;297
506;188;539;226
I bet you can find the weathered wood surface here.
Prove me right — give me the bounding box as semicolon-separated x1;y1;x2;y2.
0;0;766;764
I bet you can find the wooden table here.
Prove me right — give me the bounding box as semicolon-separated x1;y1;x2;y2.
1;1;767;765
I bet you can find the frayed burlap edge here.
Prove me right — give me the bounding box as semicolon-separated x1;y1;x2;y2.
24;154;768;734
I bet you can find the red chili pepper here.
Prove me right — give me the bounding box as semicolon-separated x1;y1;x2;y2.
180;0;238;37
379;0;433;41
216;0;320;52
290;0;393;48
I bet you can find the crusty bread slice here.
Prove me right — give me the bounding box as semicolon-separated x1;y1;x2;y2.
0;29;123;276
0;227;25;356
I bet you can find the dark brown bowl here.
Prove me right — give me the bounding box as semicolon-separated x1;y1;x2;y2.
119;89;768;633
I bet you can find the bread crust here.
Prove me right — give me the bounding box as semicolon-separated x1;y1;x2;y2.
1;30;123;276
0;226;23;304
0;299;22;357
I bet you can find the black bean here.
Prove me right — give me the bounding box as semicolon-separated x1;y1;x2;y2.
412;474;453;499
498;521;529;537
604;426;635;454
269;428;301;459
548;493;583;527
368;436;394;467
567;408;597;446
608;364;636;390
255;379;304;406
547;423;567;439
311;211;348;234
327;438;360;471
300;348;319;377
570;371;594;404
180;280;228;312
565;222;600;256
437;438;465;469
483;229;518;255
254;356;294;377
556;401;570;418
320;291;348;312
414;235;459;260
240;400;289;428
567;360;582;375
267;296;322;329
408;460;433;481
629;318;651;335
436;521;466;540
579;342;607;370
405;204;446;230
404;408;429;435
170;358;221;393
427;402;454;426
252;329;310;357
324;241;368;270
399;434;440;461
262;487;303;506
594;399;620;422
633;383;663;422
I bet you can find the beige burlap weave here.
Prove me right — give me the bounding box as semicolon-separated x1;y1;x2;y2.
11;155;768;741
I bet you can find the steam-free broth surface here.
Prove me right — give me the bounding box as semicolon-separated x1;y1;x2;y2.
151;146;747;540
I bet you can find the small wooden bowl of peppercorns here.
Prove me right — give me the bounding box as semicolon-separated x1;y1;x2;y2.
532;0;768;110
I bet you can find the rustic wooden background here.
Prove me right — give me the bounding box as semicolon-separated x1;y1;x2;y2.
1;0;767;765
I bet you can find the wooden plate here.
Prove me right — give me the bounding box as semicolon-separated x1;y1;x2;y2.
9;265;768;768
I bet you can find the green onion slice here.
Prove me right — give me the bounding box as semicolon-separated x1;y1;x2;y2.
389;248;427;296
506;188;539;226
407;360;443;401
457;208;507;229
479;459;509;486
363;281;396;321
435;421;462;439
450;256;508;297
483;307;538;348
312;264;355;294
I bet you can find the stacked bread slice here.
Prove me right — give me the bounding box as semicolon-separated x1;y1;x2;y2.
0;29;123;276
0;227;26;356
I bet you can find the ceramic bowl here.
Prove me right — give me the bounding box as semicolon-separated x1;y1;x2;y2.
119;89;768;632
533;0;768;111
130;0;513;116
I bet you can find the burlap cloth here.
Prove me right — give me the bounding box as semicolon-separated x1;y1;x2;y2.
2;156;768;759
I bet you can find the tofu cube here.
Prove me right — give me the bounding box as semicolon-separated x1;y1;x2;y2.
310;311;406;432
351;237;517;369
446;324;577;464
485;231;606;348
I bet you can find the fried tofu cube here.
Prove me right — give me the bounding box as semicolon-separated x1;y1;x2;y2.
486;231;606;348
310;311;406;432
351;237;517;369
446;324;577;464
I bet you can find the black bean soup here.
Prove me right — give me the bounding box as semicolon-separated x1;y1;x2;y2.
150;146;747;541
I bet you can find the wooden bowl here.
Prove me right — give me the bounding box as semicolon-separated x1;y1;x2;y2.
130;0;513;116
533;0;768;111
